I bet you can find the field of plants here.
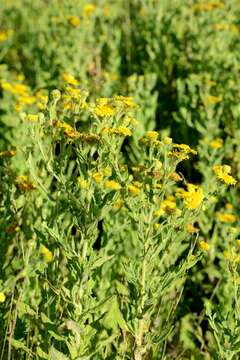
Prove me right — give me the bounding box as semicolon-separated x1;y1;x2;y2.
0;0;240;359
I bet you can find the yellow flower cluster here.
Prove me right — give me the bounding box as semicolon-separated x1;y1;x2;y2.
169;172;182;182
213;23;240;33
217;213;238;223
83;4;96;17
177;184;204;210
199;240;210;251
114;95;137;109
205;95;221;105
223;249;240;263
102;126;132;137
56;121;80;140
92;172;104;184
0;149;16;158
1;80;48;111
146;131;159;140
61;87;88;111
105;180;122;191
93;96;137;118
78;178;88;189
15;176;36;192
154;195;177;217
62;72;79;86
40;245;53;263
93;98;115;117
0;29;13;42
127;183;141;195
213;165;237;186
187;223;200;234
169;144;197;161
0;292;6;303
192;2;224;12
67;15;81;27
209;138;223;149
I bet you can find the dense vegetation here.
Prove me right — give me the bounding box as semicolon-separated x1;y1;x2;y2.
0;1;240;359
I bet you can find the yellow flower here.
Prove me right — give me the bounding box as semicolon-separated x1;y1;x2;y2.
154;223;161;230
0;149;16;158
192;3;224;12
173;144;197;155
223;250;229;259
1;81;30;96
92;172;103;183
223;249;240;263
40;245;53;263
0;31;8;42
36;90;48;110
68;15;81;27
154;208;165;217
111;127;132;136
163;136;172;145
226;203;233;209
213;165;237;186
77;178;88;189
209;138;223;149
178;184;204;210
169;143;197;161
62;73;78;86
105;180;121;191
169;172;182;182
83;4;96;17
93;104;115;117
205;95;221;105
187;223;200;234
199;241;210;251
113;199;124;209
26;114;39;122
15;176;36;192
214;24;239;33
56;121;80;140
128;184;140;195
217;213;237;223
154;195;177;216
0;292;6;303
18;95;36;104
114;95;137;109
146;131;158;140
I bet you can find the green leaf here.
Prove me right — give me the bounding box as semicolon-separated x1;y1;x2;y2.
49;346;69;360
36;347;49;359
48;330;65;342
41;312;53;324
102;296;129;332
11;339;31;354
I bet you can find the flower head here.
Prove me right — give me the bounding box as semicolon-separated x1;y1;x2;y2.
199;241;210;251
40;245;53;263
127;184;140;195
177;184;204;210
62;73;78;86
105;180;121;191
209;138;223;149
15;176;36;192
0;292;6;303
217;213;238;223
92;172;103;184
213;165;237;185
146;131;158;140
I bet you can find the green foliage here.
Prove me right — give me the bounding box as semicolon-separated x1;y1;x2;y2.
0;0;240;359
